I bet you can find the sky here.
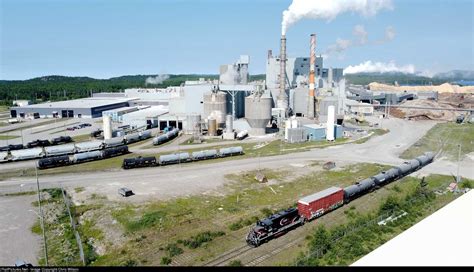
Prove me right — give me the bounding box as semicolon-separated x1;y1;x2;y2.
0;0;473;80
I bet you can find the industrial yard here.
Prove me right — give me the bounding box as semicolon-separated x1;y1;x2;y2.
1;0;473;268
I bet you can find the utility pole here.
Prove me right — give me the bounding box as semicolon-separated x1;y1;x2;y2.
35;164;48;265
456;144;461;183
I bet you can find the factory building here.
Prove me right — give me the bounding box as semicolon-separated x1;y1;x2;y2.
121;106;169;129
303;124;343;141
10;97;135;119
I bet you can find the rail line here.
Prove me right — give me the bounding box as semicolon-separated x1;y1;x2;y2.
204;244;253;266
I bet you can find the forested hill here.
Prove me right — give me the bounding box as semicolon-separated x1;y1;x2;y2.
0;74;267;105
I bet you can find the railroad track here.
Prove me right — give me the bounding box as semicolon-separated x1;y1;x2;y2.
204;244;253;266
244;236;305;266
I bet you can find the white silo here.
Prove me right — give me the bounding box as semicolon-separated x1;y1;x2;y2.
326;105;335;141
103;115;112;140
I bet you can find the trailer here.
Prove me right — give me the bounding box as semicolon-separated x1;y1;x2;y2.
297;186;344;221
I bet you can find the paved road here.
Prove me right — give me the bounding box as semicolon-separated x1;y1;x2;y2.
3;117;471;203
0;195;41;266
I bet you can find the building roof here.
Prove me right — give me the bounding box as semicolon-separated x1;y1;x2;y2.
298;186;342;205
351;190;474;266
13;97;135;109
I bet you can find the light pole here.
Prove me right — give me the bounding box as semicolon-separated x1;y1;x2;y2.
456;144;461;183
35;163;49;265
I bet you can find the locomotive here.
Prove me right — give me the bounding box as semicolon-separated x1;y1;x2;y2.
121;146;244;169
246;152;435;247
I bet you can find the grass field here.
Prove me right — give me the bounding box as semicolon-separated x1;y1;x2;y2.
0;134;20;140
31;162;468;266
400;122;474;160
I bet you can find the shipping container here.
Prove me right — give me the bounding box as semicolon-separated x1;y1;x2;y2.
297;186;344;221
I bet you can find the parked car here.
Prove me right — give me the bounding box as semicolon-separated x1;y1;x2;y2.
118;187;134;197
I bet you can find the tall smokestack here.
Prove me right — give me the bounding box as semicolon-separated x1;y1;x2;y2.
307;33;316;118
277;35;288;110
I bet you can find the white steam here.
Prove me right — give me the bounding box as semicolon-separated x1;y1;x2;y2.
344;61;416;74
145;74;170;85
281;0;393;35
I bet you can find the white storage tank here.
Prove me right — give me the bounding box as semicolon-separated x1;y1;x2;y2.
103;115;113;140
208;118;217;136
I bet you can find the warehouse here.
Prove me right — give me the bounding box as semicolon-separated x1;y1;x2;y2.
303;124;343;141
10;97;136;119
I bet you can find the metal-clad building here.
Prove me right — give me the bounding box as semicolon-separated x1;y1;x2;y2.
304;124;343;141
10;97;135;119
122;106;169;129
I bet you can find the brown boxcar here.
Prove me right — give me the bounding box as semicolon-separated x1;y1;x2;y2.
297;186;344;221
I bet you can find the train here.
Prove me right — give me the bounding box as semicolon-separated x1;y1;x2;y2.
122;146;244;169
0;136;73;152
0;131;152;163
245;152;435;247
152;128;180;146
38;145;129;169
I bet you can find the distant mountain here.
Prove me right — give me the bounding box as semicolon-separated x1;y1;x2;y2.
433;70;474;81
0;74;265;105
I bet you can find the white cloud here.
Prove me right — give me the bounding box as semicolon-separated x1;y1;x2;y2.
353;24;368;45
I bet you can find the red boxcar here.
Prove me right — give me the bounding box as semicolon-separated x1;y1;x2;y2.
297;186;344;221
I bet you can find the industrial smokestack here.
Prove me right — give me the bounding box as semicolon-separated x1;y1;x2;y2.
277;35;288;110
307;33;316;118
267;49;273;62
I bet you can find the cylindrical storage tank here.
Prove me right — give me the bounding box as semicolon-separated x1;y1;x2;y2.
284;119;292;141
291;118;299;128
73;150;102;163
103;115;113;140
244;94;272;136
185;114;202;135
208;118;217;136
203;91;227;125
326;105;335;141
225;115;233;133
44;144;76;156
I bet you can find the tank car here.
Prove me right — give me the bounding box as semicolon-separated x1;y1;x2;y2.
44;144;76;157
73;150;102;163
343;178;376;203
51;136;73;145
122;156;157;169
103;137;125;148
158;152;190;165
191;149;218;160
10;148;44;161
124;133;140;144
102;146;128;159
153;134;169;145
219;146;244;157
139;130;152;140
75;141;104;153
38;155;71;169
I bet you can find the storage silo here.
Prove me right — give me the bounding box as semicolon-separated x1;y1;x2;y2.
103;115;112;140
185;114;201;135
208;118;217;136
225;114;233;133
203;91;227;125
245;94;272;135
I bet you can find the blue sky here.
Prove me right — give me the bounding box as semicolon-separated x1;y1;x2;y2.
1;0;472;80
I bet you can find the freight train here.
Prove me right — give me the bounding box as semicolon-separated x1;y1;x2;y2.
245;152;435;247
38;145;129;169
152;128;180;146
0;131;151;163
122;146;244;169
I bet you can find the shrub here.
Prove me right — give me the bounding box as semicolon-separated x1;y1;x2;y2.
228;260;243;266
165;243;184;257
182;231;226;249
160;256;172;265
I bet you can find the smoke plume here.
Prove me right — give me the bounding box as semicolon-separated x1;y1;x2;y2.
145;74;170;85
344;61;415;74
281;0;393;35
